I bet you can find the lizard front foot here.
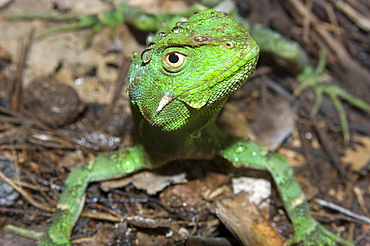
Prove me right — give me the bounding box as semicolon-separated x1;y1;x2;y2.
3;224;70;246
294;52;370;143
285;221;353;246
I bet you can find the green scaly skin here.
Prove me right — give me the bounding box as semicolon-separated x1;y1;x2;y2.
3;10;353;246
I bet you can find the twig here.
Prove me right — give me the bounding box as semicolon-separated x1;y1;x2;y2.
100;56;130;127
315;198;370;224
353;227;370;245
331;0;370;32
314;122;348;181
0;170;121;222
302;0;313;41
10;29;34;110
0;170;54;212
0;105;94;152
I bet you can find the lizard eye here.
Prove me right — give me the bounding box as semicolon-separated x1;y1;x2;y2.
164;52;186;69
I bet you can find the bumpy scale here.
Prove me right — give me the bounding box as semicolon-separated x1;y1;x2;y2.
4;10;352;246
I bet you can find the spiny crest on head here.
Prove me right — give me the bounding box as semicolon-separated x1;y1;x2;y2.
148;10;249;49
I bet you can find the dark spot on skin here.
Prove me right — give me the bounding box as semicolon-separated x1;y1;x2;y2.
171;26;181;33
176;21;187;26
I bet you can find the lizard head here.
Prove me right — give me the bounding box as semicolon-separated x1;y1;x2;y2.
128;9;259;132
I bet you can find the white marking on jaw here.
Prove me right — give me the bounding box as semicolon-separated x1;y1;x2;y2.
156;93;173;112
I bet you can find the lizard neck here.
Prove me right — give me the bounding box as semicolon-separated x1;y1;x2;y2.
131;103;231;166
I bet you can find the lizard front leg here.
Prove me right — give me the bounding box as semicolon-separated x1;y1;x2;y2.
219;139;353;246
4;144;151;246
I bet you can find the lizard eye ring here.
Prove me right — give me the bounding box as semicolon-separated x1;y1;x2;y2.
164;52;186;69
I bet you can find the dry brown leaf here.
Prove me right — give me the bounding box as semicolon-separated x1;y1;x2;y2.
340;136;370;173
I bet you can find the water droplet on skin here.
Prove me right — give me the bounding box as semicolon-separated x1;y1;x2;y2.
125;161;131;166
234;157;239;162
171;26;181;33
236;145;245;153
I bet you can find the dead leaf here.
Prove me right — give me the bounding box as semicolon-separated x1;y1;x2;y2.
216;192;284;246
251;97;295;151
340;136;370;174
277;147;306;167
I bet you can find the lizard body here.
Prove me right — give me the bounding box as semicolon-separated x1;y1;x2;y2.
4;9;353;246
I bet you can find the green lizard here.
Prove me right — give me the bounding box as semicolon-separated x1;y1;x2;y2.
6;1;370;142
4;9;353;246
